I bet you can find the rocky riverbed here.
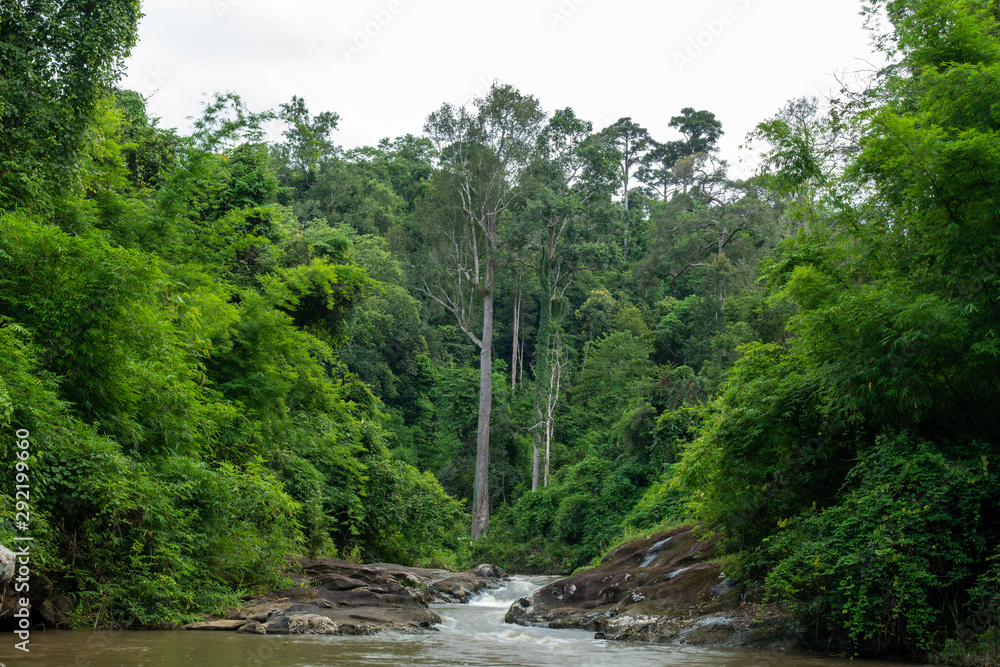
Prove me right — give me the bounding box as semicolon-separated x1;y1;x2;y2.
505;524;800;649
184;558;509;635
1;539;509;636
4;530;801;649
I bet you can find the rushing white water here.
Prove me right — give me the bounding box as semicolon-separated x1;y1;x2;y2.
390;576;910;667
13;577;934;666
467;576;542;606
430;576;599;660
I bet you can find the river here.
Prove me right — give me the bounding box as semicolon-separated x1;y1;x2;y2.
7;577;932;666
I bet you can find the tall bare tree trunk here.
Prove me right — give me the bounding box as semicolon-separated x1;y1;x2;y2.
543;334;564;487
531;429;541;491
511;282;520;390
623;199;630;263
470;261;495;540
543;420;552;487
519;338;525;388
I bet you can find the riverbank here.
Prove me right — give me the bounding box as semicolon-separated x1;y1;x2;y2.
5;577;936;667
184;525;805;650
0;533;943;664
182;558;509;635
505;524;803;649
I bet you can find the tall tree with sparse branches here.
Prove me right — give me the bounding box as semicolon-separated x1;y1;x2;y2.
418;82;544;538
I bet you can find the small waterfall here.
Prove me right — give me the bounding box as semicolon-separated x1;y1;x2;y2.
435;576;587;651
466;576;547;607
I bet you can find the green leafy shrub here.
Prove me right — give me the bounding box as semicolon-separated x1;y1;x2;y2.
622;469;688;531
673;341;853;549
362;457;469;567
747;433;999;656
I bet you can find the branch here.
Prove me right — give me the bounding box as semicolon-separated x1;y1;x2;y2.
668;262;708;295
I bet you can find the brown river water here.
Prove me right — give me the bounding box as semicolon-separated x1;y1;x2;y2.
3;577;933;667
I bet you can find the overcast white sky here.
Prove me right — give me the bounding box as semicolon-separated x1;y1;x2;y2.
122;0;883;177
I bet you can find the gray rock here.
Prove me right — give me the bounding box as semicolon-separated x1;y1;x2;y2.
504;525;797;649
243;611;269;623
1;571;54;627
287;613;340;634
236;620;260;634
315;574;369;591
0;545;14;587
470;563;507;579
429;573;485;602
260;614;291;634
708;576;739;598
184;619;247;631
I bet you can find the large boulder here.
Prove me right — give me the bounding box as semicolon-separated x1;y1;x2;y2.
0;547;69;631
505;525;797;648
242;605;439;636
0;544;73;630
429;564;508;602
470;563;507;579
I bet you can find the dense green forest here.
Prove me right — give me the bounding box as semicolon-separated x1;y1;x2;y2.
1;0;998;663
